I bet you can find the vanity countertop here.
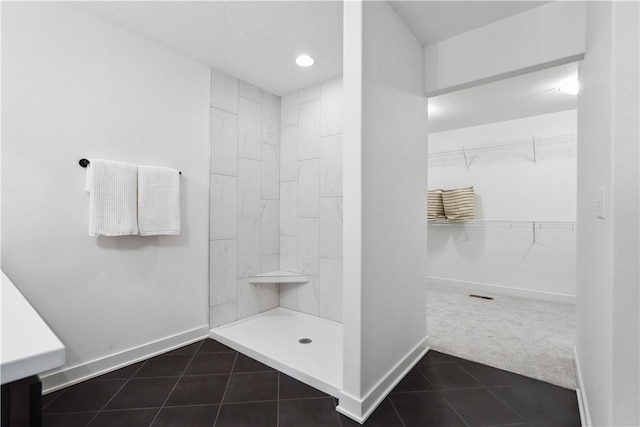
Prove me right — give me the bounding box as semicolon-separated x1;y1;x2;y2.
1;271;65;384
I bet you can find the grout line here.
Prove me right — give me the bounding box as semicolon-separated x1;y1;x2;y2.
179;370;273;377
235;138;240;324
320;131;343;138
484;386;529;424
210;171;239;178
455;362;493;387
415;364;436;390
159;402;219;409
146;340;205;426
208;238;237;244
41;388;68;410
276;372;280;427
278;395;334;402
387;397;409;427
41;409;98;416
228;369;278;375
237;155;262;163
99;406;162;413
389;385;486;396
212;352;239;427
125;374;190;379
434;386;487;391
213;398;280;405
210;105;238;117
82;355;153;426
439;393;472;427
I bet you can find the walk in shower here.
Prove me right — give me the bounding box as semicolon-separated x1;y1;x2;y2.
207;69;345;397
207;2;430;422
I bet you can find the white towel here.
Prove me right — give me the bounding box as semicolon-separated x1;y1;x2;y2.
85;159;139;236
137;165;181;236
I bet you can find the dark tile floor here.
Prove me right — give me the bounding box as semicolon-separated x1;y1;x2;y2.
42;339;581;427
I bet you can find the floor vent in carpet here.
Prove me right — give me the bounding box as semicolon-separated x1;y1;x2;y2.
469;294;494;300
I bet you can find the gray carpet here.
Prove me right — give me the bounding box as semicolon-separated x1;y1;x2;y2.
426;286;577;390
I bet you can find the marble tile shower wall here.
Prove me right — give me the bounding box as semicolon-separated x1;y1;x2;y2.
209;68;281;327
279;76;344;322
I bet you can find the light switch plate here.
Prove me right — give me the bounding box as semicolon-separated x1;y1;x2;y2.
593;186;605;219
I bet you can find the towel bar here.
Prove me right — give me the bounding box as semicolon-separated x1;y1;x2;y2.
79;159;181;175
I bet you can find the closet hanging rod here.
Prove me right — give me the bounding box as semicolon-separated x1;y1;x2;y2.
429;131;577;158
79;159;181;175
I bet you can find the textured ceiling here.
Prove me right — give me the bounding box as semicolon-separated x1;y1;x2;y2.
73;1;549;97
427;61;579;134
73;1;343;97
72;1;572;131
389;1;550;47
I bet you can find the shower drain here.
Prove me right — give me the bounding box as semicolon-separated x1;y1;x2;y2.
298;338;312;344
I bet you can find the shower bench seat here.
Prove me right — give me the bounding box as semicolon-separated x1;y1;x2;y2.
248;270;309;284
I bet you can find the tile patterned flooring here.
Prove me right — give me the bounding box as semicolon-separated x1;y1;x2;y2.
42;339;581;427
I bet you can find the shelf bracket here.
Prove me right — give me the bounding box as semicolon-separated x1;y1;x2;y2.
463;225;469;242
532;137;537;164
461;146;470;169
532;221;537;244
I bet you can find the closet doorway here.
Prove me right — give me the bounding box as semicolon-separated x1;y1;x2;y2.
426;61;579;389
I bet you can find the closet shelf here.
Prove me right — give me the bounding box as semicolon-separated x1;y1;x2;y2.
428;220;576;229
428;131;577;168
249;270;309;285
428;220;576;244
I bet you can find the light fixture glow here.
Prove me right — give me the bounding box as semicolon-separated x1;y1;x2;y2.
559;79;579;95
295;55;315;67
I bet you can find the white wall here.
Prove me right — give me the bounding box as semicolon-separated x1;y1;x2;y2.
424;1;585;96
360;2;428;395
428;111;577;301
1;3;211;390
340;1;428;422
577;1;639;425
208;68;282;327
341;0;364;409
279;76;344;322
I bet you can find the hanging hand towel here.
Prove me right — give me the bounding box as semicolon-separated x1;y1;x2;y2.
137;165;181;236
85;159;139;236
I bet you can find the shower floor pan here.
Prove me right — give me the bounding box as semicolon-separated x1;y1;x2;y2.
209;307;343;397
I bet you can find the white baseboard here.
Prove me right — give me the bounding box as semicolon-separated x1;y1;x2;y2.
574;346;592;427
40;325;210;394
427;276;576;304
336;336;429;424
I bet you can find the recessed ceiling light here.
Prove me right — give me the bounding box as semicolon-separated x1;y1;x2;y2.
559;79;579;95
295;55;315;67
